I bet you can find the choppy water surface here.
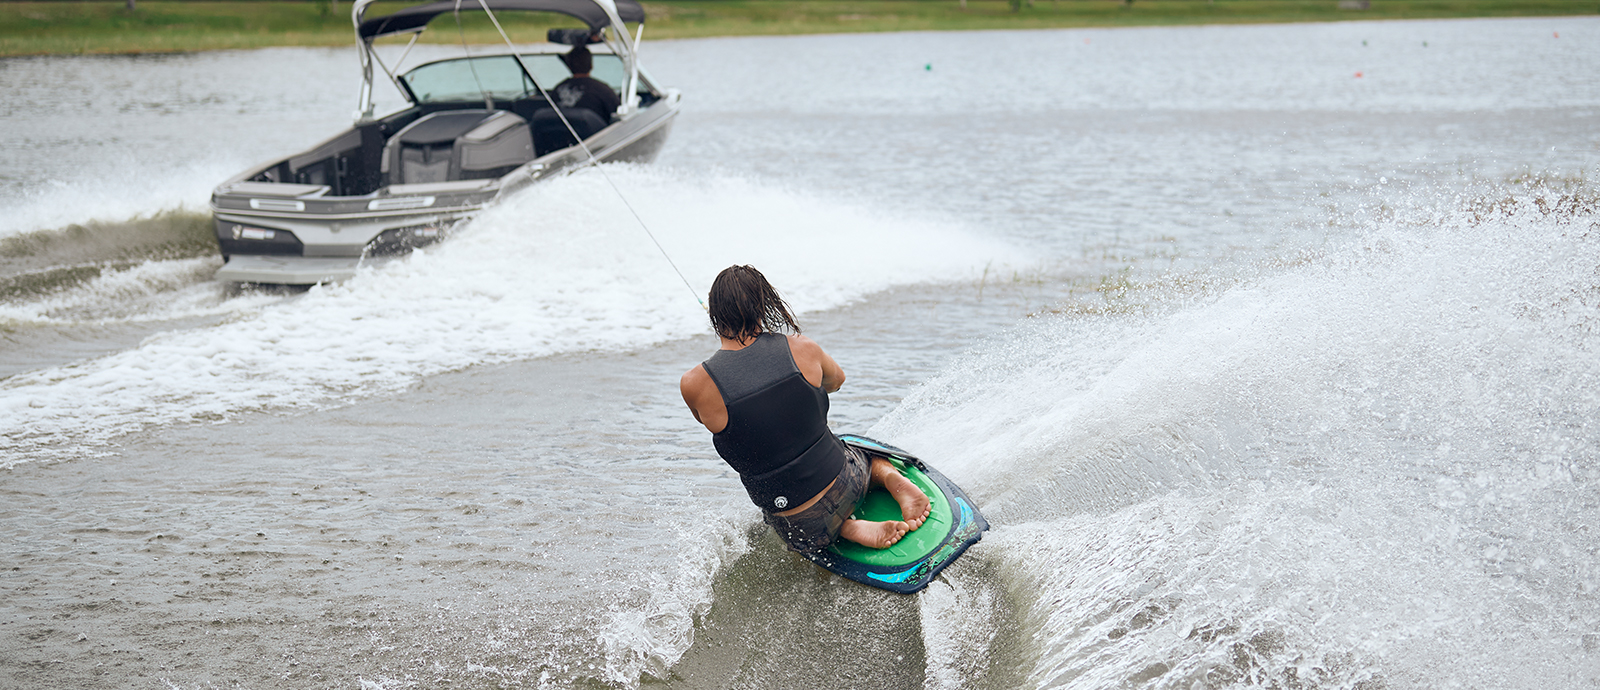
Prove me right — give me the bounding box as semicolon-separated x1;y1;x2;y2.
3;17;1599;689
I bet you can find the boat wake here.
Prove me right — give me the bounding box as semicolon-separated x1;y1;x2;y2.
0;211;216;302
0;210;292;379
0;166;1019;466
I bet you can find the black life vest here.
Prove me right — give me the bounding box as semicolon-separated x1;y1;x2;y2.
702;333;848;512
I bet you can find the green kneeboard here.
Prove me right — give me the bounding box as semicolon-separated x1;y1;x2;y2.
797;434;989;594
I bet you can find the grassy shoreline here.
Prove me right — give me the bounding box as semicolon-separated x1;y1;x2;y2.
1;0;1593;57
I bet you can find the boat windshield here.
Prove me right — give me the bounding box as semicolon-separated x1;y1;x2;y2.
400;54;627;104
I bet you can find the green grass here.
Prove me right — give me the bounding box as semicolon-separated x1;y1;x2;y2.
1;0;1594;57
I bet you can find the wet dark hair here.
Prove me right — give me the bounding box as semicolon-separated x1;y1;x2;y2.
708;265;800;343
562;46;592;75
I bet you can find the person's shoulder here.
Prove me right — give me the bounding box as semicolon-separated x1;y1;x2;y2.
680;361;710;390
785;333;825;356
682;360;710;382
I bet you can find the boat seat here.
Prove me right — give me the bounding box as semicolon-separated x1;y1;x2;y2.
382;110;534;185
530;108;610;156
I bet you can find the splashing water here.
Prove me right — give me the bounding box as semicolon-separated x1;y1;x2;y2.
883;184;1600;689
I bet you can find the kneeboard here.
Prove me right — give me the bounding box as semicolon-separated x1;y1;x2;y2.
798;434;989;594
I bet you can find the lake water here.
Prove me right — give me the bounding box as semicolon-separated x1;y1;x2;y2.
2;17;1599;689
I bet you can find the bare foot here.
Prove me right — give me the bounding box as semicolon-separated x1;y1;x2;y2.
839;518;909;549
881;469;931;531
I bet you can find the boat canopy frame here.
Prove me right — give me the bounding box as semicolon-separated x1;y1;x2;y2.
350;0;647;122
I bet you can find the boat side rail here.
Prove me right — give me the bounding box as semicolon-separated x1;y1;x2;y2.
212;185;496;219
212;202;490;223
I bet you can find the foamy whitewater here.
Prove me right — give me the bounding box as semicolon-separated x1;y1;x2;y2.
0;168;1012;461
2;17;1598;690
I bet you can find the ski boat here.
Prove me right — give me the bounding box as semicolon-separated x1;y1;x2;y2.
210;0;680;285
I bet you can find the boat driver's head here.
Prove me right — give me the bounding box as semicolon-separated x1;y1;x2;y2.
562;46;593;75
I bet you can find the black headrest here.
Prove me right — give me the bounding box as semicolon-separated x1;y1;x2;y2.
548;28;603;45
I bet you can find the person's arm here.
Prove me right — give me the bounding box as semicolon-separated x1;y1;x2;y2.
788;335;845;393
818;348;845;393
681;365;728;433
680;367;704;424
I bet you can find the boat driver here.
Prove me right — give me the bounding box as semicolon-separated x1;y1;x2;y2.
680;265;932;553
553;45;621;121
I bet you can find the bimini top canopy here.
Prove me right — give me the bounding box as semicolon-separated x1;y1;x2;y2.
358;0;645;40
